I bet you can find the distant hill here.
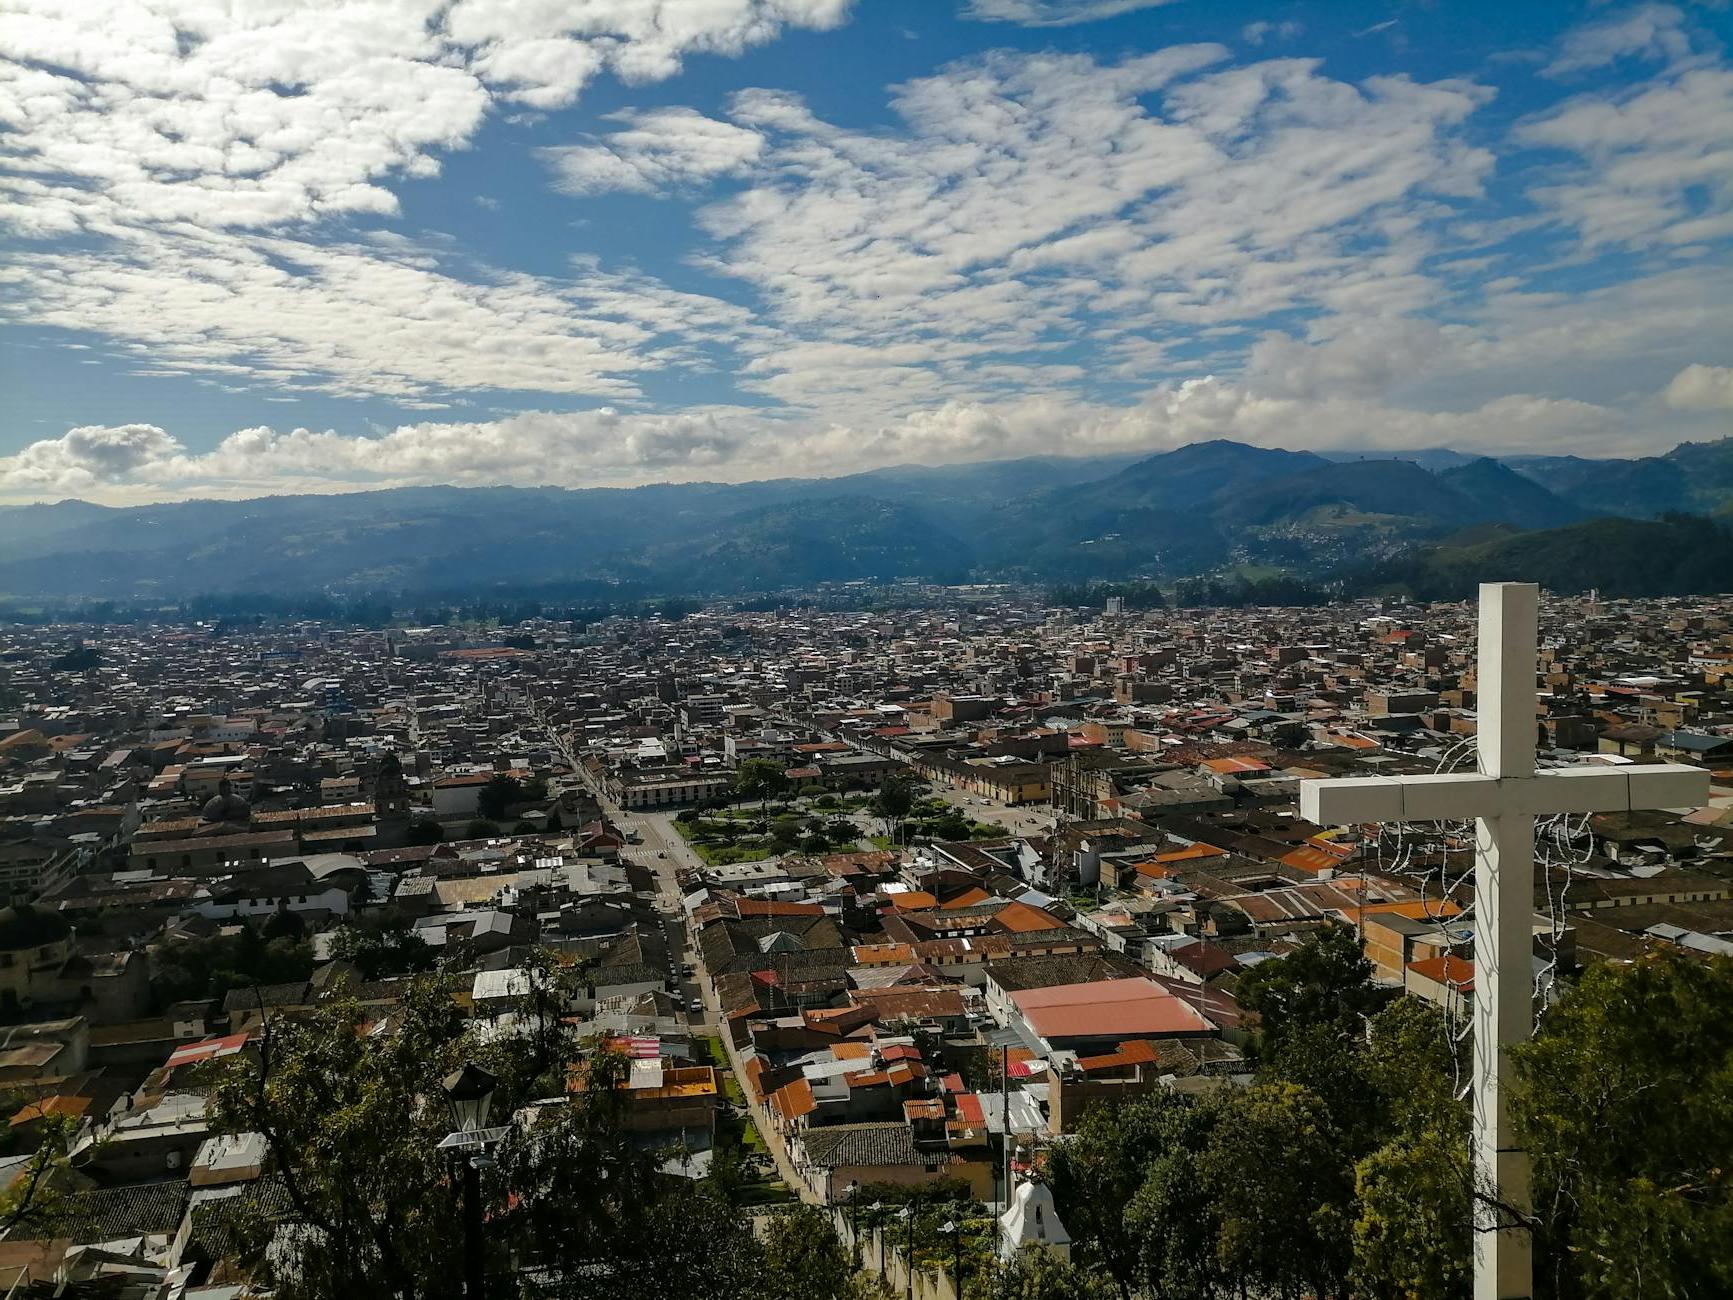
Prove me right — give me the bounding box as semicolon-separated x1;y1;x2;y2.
973;440;1331;578
1505;437;1733;518
1319;448;1481;472
640;496;974;591
1435;458;1587;530
0;436;1728;601
1351;514;1733;600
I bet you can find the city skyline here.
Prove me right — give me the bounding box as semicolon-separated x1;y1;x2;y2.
3;0;1732;503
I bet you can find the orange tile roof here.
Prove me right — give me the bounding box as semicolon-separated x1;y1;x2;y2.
1280;846;1343;875
1012;978;1212;1039
939;887;992;909
771;1077;817;1121
741;1056;769;1103
1073;1039;1161;1073
1202;756;1271;775
887;891;938;911
993;900;1063;934
1151;842;1225;864
1407;954;1474;992
852;943;916;965
1341;899;1462;926
9;1095;91;1126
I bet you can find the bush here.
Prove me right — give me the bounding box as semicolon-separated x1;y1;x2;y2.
465;819;502;839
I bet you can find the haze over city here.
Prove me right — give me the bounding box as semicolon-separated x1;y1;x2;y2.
3;0;1732;504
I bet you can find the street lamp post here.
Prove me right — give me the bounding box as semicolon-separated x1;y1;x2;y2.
898;1204;915;1300
872;1202;886;1273
442;1061;499;1300
846;1180;861;1269
941;1218;963;1298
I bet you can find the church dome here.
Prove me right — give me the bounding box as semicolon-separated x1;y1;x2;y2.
0;904;72;953
200;778;252;824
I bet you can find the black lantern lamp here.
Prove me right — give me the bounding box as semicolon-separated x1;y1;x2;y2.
442;1062;497;1134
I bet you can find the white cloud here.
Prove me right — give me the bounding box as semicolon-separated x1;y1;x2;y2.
1544;4;1692;77
0;228;760;400
0;379;1656;506
617;49;1496;417
959;0;1178;27
1;423;186;494
1518;9;1733;250
543;109;765;195
3;1;1731;502
0;1;851;233
1242;20;1302;46
1246;318;1457;400
0;1;848;406
1665;363;1733;409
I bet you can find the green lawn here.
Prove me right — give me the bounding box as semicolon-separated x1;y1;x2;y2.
692;843;772;866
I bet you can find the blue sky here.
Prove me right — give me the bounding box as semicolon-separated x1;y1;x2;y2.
1;0;1730;502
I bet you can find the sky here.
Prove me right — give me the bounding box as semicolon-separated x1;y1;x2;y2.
1;0;1731;504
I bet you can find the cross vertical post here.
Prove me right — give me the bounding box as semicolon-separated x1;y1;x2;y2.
1298;582;1709;1300
1472;582;1537;1300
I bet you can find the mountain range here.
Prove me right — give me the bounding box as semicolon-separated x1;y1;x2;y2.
1;437;1730;601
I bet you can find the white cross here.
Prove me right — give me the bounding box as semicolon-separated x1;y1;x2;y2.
1300;583;1708;1300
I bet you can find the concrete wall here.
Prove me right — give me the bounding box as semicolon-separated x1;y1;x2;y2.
834;1211;961;1300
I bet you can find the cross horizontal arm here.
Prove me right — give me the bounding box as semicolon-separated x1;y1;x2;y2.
1300;763;1708;826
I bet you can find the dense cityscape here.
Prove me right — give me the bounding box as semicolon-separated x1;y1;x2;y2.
6;0;1733;1296
0;588;1726;1294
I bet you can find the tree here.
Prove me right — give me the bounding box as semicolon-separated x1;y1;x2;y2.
465;819;501;839
732;759;790;827
872;775;917;845
150;927;315;1008
1511;949;1733;1300
969;1249;1118;1300
769;816;803;852
1352;1117;1471;1300
1046;1092;1203;1300
208;974;773;1300
0;1112;78;1235
1202;1082;1354;1300
759;1205;857;1300
931;812;972;843
262;908;306;941
800;833;830;854
477;774;522;822
492;1049;763;1299
405;818;444;845
329;916;435;980
1235;921;1386;1053
207;983;467;1299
